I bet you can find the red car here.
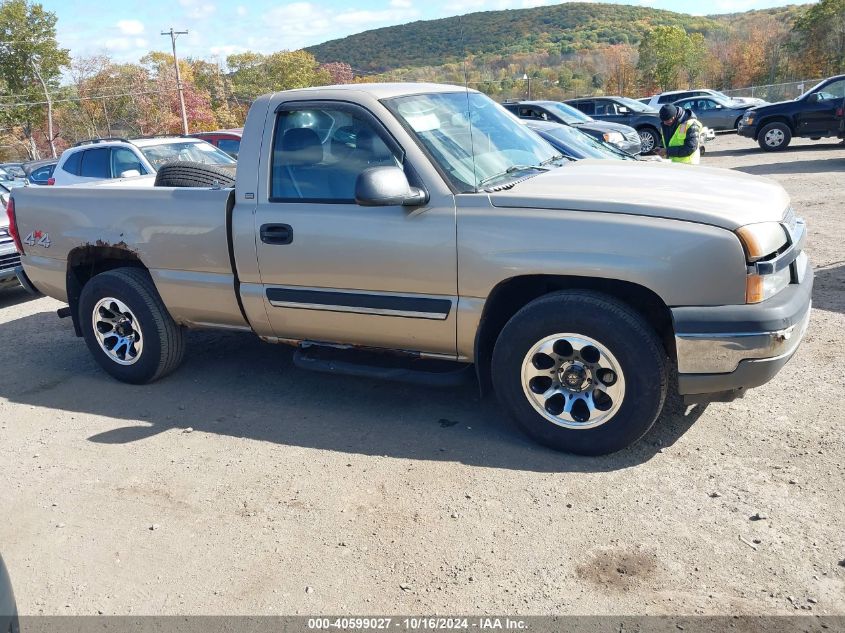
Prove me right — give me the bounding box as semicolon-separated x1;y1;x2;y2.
189;128;242;159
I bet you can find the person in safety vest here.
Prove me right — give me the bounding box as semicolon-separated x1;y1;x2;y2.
656;103;701;164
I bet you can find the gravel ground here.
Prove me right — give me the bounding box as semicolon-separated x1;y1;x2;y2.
1;133;843;616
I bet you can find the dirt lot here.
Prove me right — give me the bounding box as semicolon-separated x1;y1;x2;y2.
1;134;843;616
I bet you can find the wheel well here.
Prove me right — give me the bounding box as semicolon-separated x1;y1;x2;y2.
758;116;793;134
66;245;147;336
473;275;674;393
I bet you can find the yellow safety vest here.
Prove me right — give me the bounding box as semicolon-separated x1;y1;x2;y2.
662;118;702;165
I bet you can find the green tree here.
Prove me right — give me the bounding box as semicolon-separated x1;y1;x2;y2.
227;50;331;101
792;0;845;76
0;0;69;158
637;25;689;92
684;32;707;87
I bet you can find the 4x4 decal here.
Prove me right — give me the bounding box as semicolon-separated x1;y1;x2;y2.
23;230;51;248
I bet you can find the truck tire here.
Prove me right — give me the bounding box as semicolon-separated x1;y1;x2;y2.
154;161;236;188
758;122;792;151
78;268;185;384
637;127;660;154
491;291;668;455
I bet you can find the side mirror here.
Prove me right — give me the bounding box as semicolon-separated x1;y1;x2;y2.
807;93;821;103
715;104;723;109
355;166;428;207
120;169;141;178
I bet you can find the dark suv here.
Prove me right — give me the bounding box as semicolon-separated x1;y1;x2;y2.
565;96;664;154
502;100;642;155
738;74;845;151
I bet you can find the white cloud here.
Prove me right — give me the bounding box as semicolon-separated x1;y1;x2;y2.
236;5;248;16
116;19;145;35
179;0;217;19
262;1;419;50
390;0;413;7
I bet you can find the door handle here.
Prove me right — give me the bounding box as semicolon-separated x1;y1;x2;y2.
260;223;293;245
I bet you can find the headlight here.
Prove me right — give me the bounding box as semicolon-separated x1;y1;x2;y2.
603;131;624;144
736;222;788;262
743;111;755;124
746;267;791;303
737;222;791;303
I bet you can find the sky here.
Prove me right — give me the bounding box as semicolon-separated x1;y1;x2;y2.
42;0;814;65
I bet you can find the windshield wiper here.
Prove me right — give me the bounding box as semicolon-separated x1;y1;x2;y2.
540;153;566;166
477;164;549;189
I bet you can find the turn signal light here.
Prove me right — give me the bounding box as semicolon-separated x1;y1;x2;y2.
746;275;764;304
47;177;55;185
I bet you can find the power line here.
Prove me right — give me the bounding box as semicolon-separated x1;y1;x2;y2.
0;87;178;109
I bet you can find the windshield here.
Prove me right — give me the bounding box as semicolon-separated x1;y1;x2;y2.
615;97;654;113
533;124;634;160
2;165;25;178
385;91;560;192
540;101;593;124
138;141;236;171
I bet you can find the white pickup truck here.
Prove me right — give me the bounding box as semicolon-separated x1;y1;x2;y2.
8;83;812;455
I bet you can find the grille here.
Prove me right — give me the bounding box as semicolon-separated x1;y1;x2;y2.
0;251;20;271
0;226;9;239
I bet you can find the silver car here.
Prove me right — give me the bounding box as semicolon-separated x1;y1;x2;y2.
673;96;755;131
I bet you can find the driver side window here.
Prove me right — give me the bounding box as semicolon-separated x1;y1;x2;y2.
816;79;845;101
271;108;401;203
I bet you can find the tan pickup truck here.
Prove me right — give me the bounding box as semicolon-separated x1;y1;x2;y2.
8;83;812;455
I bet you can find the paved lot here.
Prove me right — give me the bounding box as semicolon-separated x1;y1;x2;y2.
1;134;843;616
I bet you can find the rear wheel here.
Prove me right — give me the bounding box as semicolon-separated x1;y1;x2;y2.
492;291;668;455
79;268;185;384
758;122;792;151
638;127;660;154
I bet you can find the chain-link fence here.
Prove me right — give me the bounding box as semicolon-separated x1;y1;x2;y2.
722;79;822;103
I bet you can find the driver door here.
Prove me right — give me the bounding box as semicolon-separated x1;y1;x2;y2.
797;79;845;136
252;101;459;356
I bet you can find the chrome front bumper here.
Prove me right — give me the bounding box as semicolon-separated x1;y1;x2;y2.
675;302;811;374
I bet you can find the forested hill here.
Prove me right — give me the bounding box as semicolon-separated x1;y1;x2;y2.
305;2;721;71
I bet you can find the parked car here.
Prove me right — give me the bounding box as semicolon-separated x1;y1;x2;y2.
646;89;766;109
565;96;664;154
22;158;57;185
52;136;237;186
672;95;755;131
837;96;844;139
10;83;811;455
738;74;845;151
502;100;642;155
0;163;26;180
525;120;638;161
1;183;22;288
189;128;243;159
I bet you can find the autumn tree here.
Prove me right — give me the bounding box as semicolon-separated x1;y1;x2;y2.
0;0;69;158
320;62;354;84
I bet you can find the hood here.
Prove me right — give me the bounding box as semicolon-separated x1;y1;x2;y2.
573;120;637;135
748;98;797;113
488;160;790;230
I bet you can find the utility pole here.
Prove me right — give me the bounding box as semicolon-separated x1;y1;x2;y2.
161;27;189;135
523;73;531;100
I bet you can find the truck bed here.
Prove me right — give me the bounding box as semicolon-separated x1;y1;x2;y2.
13;185;248;329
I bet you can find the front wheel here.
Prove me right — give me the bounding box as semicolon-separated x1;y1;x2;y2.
492;291;668;455
637;127;660;154
758;122;792;151
79;268;185;384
